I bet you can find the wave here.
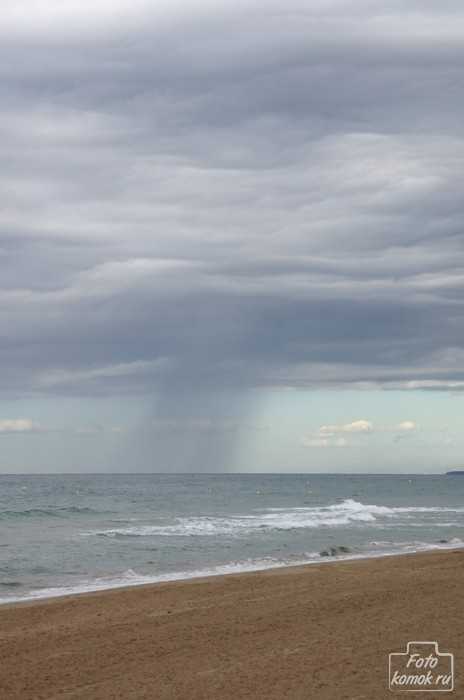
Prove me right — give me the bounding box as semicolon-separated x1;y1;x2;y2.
0;559;310;604
86;499;460;539
0;506;101;520
3;537;464;605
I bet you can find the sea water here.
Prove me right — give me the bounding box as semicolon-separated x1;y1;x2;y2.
1;473;464;603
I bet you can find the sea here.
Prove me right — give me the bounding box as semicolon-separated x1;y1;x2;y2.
1;473;464;604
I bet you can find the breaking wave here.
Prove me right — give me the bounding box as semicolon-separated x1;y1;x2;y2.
3;538;464;605
86;499;461;539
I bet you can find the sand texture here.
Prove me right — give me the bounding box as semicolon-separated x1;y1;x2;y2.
0;550;463;699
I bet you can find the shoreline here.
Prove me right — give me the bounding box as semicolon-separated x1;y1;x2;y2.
1;549;462;698
2;540;463;607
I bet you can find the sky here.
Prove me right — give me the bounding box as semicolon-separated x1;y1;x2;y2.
1;0;464;473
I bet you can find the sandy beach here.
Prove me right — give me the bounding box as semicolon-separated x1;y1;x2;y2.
0;550;462;699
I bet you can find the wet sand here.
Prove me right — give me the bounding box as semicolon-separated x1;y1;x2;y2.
0;550;462;699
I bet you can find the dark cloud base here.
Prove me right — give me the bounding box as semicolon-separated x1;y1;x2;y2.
1;1;464;398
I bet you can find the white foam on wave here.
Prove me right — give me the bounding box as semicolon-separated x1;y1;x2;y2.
88;498;464;539
86;499;407;538
3;537;464;606
369;537;464;549
0;555;319;604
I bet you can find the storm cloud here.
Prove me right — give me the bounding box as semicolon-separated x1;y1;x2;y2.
2;0;464;398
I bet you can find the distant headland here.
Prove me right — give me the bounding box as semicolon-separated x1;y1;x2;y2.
446;470;464;475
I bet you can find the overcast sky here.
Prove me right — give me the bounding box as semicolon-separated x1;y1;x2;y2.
1;0;464;473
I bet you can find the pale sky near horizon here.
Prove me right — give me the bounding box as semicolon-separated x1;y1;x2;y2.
2;0;464;473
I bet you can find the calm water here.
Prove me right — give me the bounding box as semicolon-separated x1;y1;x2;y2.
1;473;464;603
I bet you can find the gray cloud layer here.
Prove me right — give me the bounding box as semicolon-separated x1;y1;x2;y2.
2;0;464;396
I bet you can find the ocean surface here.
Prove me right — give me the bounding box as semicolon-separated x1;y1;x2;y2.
1;473;464;604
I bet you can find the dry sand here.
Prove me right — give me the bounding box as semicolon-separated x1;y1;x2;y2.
0;550;463;699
